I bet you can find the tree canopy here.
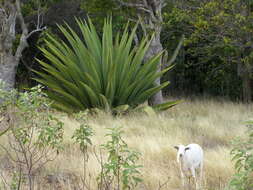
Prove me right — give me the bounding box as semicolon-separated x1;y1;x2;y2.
1;0;253;103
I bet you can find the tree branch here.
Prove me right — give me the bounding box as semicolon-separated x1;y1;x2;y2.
117;0;146;8
15;0;29;60
26;26;47;39
117;0;158;22
14;0;46;60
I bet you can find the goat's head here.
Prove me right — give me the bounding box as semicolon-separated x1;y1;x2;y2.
174;145;190;163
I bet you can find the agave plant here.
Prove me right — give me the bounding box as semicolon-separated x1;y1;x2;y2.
35;18;176;112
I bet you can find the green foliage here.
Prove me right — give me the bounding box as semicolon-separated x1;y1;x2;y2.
81;0;134;33
35;18;172;112
162;0;249;99
0;81;17;109
98;126;142;190
71;114;143;189
81;0;117;29
152;99;183;111
72;112;94;189
2;84;64;151
229;121;253;190
14;85;63;150
36;117;64;150
0;84;63;189
72;112;94;153
72;123;93;148
21;0;62;16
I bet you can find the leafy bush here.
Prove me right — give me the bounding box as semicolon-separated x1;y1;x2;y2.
35;18;174;112
229;121;253;190
97;126;142;190
0;84;63;190
71;113;142;190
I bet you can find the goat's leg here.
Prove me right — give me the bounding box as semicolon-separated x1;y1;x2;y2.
190;167;198;190
199;162;203;189
179;165;186;189
180;170;185;188
188;176;191;190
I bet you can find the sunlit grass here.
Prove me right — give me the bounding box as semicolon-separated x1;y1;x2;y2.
1;98;252;189
44;99;251;190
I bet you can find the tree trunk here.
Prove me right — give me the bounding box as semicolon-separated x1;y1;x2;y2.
146;34;163;105
148;70;163;105
0;55;18;91
238;61;252;103
0;0;45;93
117;0;165;105
242;73;251;103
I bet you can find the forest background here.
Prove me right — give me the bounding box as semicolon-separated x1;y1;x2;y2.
2;0;253;103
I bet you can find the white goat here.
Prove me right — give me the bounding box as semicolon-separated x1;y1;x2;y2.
174;143;204;189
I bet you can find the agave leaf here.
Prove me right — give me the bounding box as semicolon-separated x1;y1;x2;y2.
99;94;111;111
79;82;100;107
112;104;130;114
47;92;77;112
142;106;156;116
133;105;156;116
152;100;183;111
133;82;170;104
51;103;74;113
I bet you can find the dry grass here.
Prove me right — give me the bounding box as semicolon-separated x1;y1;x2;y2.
1;99;252;190
48;99;252;190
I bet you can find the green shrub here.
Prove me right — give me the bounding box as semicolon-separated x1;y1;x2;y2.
229;121;253;190
97;126;142;190
35;18;174;112
72;112;94;189
0;84;63;190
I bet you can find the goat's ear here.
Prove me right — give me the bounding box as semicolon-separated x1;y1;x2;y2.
185;147;190;151
174;146;179;150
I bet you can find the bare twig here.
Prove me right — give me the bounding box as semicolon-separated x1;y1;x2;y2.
26;26;47;39
0;144;16;163
0;171;10;190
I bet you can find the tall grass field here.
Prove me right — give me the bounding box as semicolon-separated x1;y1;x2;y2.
0;99;252;190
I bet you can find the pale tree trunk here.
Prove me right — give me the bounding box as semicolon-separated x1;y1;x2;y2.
0;0;45;92
146;33;163;105
0;1;17;91
139;0;164;105
118;0;166;105
0;56;18;91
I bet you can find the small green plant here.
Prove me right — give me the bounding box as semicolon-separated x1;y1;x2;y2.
10;172;19;190
9;170;25;190
0;85;64;190
72;122;93;154
72;112;94;189
229;121;253;190
0;81;17;107
97;126;142;190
